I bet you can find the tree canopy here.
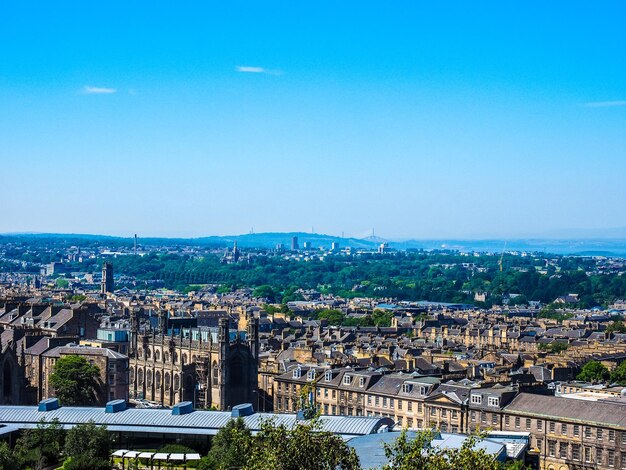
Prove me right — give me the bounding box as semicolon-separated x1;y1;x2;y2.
610;360;626;385
198;417;359;470
577;360;610;382
64;420;111;461
49;355;101;406
13;418;65;470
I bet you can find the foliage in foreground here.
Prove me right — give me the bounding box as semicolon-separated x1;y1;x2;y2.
383;430;503;470
198;417;359;470
64;420;111;460
197;418;529;470
13;418;65;469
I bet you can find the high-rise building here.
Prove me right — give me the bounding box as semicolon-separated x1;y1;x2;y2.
303;241;312;250
101;262;114;295
331;242;339;251
291;236;299;251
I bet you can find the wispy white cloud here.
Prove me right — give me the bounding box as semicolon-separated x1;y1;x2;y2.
83;85;117;94
583;100;626;108
235;65;282;76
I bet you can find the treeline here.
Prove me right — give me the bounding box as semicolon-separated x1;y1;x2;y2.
98;251;625;307
3;245;625;307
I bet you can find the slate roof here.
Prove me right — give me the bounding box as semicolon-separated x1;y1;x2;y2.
504;393;626;429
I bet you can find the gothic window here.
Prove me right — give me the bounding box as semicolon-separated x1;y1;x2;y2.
174;374;180;391
164;352;170;363
129;367;135;384
182;354;187;365
155;350;161;361
137;368;144;386
155;371;162;388
212;362;219;386
146;348;152;359
146;370;153;387
230;354;245;387
173;352;178;364
164;372;171;390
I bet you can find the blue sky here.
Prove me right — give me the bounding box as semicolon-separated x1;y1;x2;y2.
1;1;625;239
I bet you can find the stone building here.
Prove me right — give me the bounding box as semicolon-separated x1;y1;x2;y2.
129;315;259;410
0;334;25;405
40;344;129;404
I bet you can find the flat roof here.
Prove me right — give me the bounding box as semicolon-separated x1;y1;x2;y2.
348;431;507;469
0;405;394;439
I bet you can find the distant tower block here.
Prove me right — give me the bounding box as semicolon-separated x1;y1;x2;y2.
331;241;339;251
101;262;114;295
291;236;299;251
303;241;312;250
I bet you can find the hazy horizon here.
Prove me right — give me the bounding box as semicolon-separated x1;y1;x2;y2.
3;226;626;242
2;2;625;238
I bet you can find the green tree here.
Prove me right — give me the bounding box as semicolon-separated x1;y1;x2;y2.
64;420;111;460
49;355;101;406
62;454;110;470
246;418;360;470
0;441;18;470
606;321;626;334
201;417;253;470
538;342;568;354
610;361;626;385
14;418;65;470
56;277;70;288
252;285;278;302
577;361;610;382
383;429;503;470
316;309;346;326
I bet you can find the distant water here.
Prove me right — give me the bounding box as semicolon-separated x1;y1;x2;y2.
391;238;626;257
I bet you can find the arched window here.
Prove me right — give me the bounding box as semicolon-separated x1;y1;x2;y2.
155;350;161;361
172;352;178;364
146;370;153;387
174;374;180;391
155;371;162;388
146;348;152;359
129;367;135;384
137;368;144;386
164;372;171;390
212;362;219;387
181;354;187;365
164;352;170;363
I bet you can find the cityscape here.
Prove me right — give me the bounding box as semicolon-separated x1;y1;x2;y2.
0;233;625;469
1;1;625;470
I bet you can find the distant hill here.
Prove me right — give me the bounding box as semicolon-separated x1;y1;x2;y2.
2;232;626;256
199;232;378;249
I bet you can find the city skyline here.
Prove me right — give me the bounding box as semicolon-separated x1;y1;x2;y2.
2;1;625;238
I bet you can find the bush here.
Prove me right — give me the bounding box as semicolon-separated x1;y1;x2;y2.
62;455;110;470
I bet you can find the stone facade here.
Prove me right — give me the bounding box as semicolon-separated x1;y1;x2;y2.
129;317;259;410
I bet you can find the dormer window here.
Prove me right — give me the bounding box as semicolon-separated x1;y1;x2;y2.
471;394;482;405
359;377;365;387
402;383;413;393
293;367;302;379
343;374;352;385
325;371;332;381
420;386;426;395
488;397;500;407
307;369;316;381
